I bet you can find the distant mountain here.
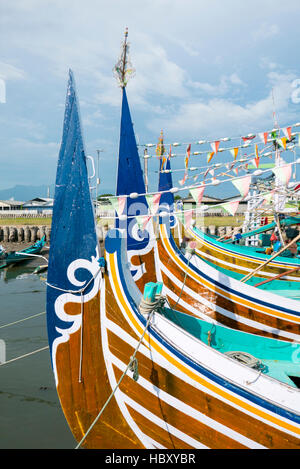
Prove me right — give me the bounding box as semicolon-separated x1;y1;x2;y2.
0;184;55;202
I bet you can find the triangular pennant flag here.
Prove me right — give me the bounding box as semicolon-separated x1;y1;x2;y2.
145;193;161;214
207;151;215;163
242;135;256;143
281;137;287;150
259;132;268;144
220;200;240;216
232;175;251;200
252;144;260;168
190;186;205;205
185;144;191;169
276;137;286;149
272;163;292;186
135;214;151;231
110;196;127;216
230;147;239;160
184;210;193;229
179;170;188;186
282;127;292;140
210;141;220;154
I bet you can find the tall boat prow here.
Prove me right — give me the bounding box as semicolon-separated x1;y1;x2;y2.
113;29;157;288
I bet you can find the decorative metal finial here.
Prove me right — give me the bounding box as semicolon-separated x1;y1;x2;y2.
113;28;135;88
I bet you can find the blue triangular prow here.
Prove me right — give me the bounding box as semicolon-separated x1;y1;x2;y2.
46;69;98;356
115;87;149;252
158;156;174;211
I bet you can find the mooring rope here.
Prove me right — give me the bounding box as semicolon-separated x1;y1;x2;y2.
0;311;46;329
0;346;49;367
75;310;154;450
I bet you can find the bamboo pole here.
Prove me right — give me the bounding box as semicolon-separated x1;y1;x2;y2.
240;231;300;283
254;265;300;287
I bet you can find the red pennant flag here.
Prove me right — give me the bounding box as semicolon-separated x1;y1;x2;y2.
259;132;268;145
179;170;188;186
283;127;292;140
242;135;256;143
252;144;260;168
210;141;220;154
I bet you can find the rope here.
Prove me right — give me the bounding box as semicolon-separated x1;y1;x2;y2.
0;311;45;329
224;350;266;385
173;248;194;308
0;346;49;367
75;310;154;449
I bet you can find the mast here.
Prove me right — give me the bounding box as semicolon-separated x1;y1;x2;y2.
113;27;135;89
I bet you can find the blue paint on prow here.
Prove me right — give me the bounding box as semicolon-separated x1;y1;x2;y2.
158;156;176;235
46;70;99;359
115;88;150;264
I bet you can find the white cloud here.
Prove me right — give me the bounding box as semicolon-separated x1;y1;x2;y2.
148;70;298;138
189;73;245;96
252;23;279;42
0;61;26;80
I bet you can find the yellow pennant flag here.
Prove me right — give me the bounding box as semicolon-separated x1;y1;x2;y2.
207;151;215;163
230;147;239;160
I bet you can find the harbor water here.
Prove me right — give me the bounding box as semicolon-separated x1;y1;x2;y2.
0;264;75;449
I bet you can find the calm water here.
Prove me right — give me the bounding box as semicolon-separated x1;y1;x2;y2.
0;264;75;449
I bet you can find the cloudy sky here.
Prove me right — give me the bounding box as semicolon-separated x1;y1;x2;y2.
1;0;300;198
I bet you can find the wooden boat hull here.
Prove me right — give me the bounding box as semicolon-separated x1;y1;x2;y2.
151;221;300;342
48;229;300;449
182;223;300;281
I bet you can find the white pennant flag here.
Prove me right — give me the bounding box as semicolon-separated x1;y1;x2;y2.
231;175;251;200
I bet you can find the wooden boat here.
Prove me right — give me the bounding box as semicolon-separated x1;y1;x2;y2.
155;219;300;342
180;219;300;282
0;236;46;269
46;70;300;449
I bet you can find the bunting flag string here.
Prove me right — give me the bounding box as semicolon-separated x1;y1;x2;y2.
139;121;300;149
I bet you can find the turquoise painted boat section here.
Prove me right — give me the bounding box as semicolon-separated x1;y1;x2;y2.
160;306;300;388
193;221;300;265
197;255;300;298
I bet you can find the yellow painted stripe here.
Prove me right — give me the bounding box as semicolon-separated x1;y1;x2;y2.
107;250;300;437
189;227;297;270
160;224;300;324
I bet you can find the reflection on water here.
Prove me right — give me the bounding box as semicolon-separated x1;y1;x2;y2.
0;265;75;449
